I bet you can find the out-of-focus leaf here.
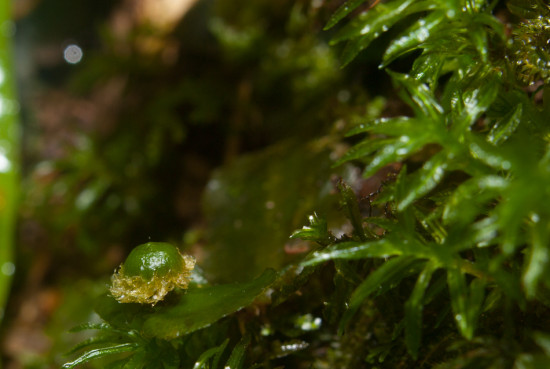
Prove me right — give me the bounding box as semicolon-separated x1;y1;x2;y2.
202;141;345;282
514;354;550;369
269;339;309;359
443;175;508;225
523;220;550;298
447;269;485;339
340;256;422;332
345;116;415;136
224;334;251;369
62;343;139;369
142;269;277;339
194;339;229;369
364;137;428;177
333;138;394;166
324;0;368;30
0;0;19;323
468;137;513;172
507;0;548;19
404;261;438;359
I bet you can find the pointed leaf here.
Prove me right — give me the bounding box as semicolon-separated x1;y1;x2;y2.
325;0;369;30
404;261;438;358
193;339;229;369
225;334;251;369
364;138;427;177
382;12;445;67
290;212;335;246
332;0;416;42
333;138;394;166
523;220;550;298
62;343;139;369
443;175;508;225
301;238;414;266
487;104;522;145
447;269;485;339
389;71;443;121
397;151;448;211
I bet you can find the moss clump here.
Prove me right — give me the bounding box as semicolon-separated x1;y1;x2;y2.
110;242;195;305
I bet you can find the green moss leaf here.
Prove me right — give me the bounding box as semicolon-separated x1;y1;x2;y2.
141;269;277;339
404;261;438;359
62;343;139;369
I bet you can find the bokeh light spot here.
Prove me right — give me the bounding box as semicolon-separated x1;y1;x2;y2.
63;44;83;64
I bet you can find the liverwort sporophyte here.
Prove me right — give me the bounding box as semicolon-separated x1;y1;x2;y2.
110;242;195;305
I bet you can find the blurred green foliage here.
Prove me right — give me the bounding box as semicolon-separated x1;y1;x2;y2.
8;0;550;368
0;0;19;323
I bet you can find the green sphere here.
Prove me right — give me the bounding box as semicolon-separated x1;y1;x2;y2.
122;242;184;281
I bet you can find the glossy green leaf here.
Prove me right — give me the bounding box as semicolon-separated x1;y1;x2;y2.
382;12;445;67
302;239;407;266
333;0;418;65
142;269;277;339
404;261;438;358
364;138;428;177
397;151;448;211
345;116;415;136
410;53;445;89
62;343;139;369
389;71;443;120
64;334;131;357
332;0;415;43
487;104;522;145
450;73;500;134
290;212;335;246
333;138;394;166
324;0;368;30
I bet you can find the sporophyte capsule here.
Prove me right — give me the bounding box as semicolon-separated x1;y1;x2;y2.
110;242;196;305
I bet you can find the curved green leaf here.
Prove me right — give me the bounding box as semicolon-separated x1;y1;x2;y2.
62;343;139;369
142;269;277;339
397;151;448;211
404;261;438;358
325;0;369;30
383;12;445;67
